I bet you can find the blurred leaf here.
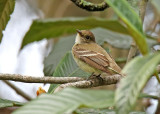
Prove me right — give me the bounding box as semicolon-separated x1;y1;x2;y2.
20;17;129;49
0;0;15;42
13;88;114;114
75;108;146;114
115;53;160;114
127;0;139;13
105;0;149;55
151;0;160;14
0;98;23;108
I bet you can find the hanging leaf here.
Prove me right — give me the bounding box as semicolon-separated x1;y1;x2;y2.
20;17;129;49
115;53;160;114
13;88;114;114
105;0;149;55
0;0;15;42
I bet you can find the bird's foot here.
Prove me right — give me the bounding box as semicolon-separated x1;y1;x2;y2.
87;73;103;84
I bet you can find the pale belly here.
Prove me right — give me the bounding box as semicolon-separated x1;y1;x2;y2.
73;57;102;75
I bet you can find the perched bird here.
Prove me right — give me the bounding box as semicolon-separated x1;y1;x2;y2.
72;29;122;76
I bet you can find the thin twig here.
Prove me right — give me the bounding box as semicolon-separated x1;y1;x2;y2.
127;42;138;63
0;73;84;84
70;0;109;11
3;80;32;101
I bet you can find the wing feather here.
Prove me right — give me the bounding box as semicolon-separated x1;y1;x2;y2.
73;48;111;74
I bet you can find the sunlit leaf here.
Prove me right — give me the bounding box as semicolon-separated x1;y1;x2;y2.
105;0;149;55
0;0;15;42
13;88;114;114
116;53;160;114
0;98;23;108
20;17;129;49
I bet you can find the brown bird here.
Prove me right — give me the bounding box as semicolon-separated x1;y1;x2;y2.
72;29;122;76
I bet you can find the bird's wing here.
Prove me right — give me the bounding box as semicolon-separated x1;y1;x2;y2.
73;48;112;74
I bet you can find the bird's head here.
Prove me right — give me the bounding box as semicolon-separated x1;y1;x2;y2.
75;29;96;44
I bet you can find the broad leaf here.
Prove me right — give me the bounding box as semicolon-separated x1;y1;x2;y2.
53;51;78;77
20;17;129;49
105;0;149;55
75;108;145;114
44;35;75;76
13;88;114;114
0;0;15;42
116;53;160;114
0;98;23;108
48;52;90;93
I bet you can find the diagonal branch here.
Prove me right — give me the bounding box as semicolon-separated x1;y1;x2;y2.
70;0;109;11
3;80;32;101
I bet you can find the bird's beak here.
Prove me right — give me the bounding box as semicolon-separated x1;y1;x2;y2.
76;29;82;36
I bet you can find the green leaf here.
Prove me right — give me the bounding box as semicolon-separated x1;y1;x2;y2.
20;17;129;49
151;0;160;14
44;35;75;76
0;98;23;108
75;108;146;114
105;0;149;55
48;52;90;93
53;51;77;77
115;53;160;114
13;88;114;114
0;0;15;42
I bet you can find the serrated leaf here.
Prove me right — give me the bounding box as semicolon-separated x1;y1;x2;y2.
115;53;160;114
0;0;15;42
105;0;149;55
20;17;129;49
13;88;114;114
0;98;23;108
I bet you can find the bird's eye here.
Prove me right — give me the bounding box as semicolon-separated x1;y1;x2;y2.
86;36;90;40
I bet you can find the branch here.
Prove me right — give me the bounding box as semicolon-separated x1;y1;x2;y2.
54;74;123;92
0;73;84;84
70;0;109;11
3;80;32;101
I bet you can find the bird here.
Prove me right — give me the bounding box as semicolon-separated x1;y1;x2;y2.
72;29;122;77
